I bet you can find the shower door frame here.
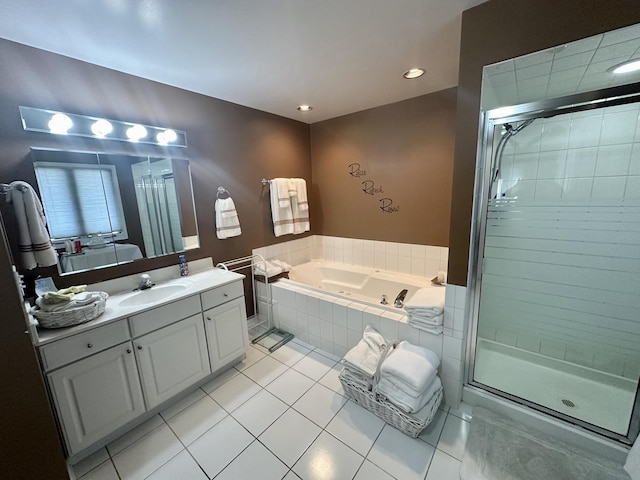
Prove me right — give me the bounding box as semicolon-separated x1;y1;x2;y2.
465;82;640;444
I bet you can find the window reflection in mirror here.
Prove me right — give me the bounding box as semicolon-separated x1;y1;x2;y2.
31;148;199;275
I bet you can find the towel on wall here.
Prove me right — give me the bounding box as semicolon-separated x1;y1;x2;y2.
273;178;291;208
6;181;57;270
269;179;295;237
215;197;242;239
290;178;310;234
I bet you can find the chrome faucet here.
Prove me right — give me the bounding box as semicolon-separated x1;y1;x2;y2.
138;274;154;290
380;294;388;305
394;289;408;308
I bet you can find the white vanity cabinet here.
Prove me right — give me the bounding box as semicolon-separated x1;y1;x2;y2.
134;313;210;409
204;297;249;371
47;341;145;455
38;274;249;459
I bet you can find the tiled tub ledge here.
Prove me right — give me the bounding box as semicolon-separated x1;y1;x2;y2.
269;280;466;407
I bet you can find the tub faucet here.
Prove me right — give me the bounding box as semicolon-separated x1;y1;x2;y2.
394;289;408;308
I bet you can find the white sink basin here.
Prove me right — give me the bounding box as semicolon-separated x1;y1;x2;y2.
118;284;190;307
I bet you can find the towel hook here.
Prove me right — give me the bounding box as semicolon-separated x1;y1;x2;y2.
216;187;230;199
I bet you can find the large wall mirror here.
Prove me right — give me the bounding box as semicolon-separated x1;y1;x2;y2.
31;148;199;275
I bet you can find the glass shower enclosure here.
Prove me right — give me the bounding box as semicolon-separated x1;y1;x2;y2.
469;93;640;441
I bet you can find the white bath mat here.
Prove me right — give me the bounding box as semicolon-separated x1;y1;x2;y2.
461;407;629;480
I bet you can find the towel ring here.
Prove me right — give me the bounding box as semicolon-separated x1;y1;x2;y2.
217;187;230;199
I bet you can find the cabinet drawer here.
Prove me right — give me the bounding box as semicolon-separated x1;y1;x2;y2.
200;280;243;311
40;319;130;371
129;295;201;337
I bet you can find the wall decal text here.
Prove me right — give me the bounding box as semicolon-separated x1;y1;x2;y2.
348;163;367;177
379;198;400;213
362;180;383;195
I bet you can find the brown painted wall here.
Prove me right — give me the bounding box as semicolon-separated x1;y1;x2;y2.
0;217;68;479
448;0;640;286
0;38;312;472
0;38;312;291
310;88;457;246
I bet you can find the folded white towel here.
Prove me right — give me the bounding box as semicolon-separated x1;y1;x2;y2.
270;259;292;271
408;321;443;335
270;180;294;237
407;313;444;326
626;440;640;480
377;375;442;413
292;178;308;211
254;262;283;278
379;341;440;393
403;287;445;313
35;291;103;312
404;307;444;317
215;197;241;239
6;181;57;270
342;325;388;379
273;178;291;208
289;178;310;235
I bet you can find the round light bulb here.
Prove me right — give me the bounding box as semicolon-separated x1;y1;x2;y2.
91;119;113;137
403;68;425;79
126;124;147;141
48;113;73;134
297;104;313;112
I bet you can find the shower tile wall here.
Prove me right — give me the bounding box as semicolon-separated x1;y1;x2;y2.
483;102;640;377
498;103;640;202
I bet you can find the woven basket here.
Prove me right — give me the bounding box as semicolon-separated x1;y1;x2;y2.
31;292;109;329
339;371;443;438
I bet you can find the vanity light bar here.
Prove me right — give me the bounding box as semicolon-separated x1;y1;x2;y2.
19;106;188;147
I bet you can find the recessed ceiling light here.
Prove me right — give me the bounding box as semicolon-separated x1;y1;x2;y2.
403;68;425;79
297;104;313;112
610;58;640;75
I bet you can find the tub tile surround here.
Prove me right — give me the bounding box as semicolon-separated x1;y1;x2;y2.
254;235;468;408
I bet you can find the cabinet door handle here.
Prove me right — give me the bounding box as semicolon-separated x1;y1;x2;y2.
137;345;143;350
206;316;211;321
223;293;228;297
87;343;93;348
126;348;132;354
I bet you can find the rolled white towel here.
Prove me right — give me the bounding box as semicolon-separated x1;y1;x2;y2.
379;340;440;393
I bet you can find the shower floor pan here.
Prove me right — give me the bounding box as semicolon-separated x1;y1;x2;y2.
474;339;637;435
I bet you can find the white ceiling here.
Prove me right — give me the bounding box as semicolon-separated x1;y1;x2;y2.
0;0;487;123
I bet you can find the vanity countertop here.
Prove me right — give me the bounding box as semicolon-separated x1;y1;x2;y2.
33;268;245;346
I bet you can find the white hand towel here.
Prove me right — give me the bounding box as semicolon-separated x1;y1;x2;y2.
403;287;445;313
379;340;440;393
293;178;308;211
626;440;640;480
270;180;294;237
377;376;442;413
215;197;241;239
6;181;57;270
289;178;310;235
274;178;291;208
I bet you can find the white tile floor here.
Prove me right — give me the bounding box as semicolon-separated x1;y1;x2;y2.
72;339;471;480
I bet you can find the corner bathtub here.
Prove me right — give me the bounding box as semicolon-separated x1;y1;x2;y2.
285;260;432;310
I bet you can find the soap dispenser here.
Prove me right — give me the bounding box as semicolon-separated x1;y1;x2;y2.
178;254;189;276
